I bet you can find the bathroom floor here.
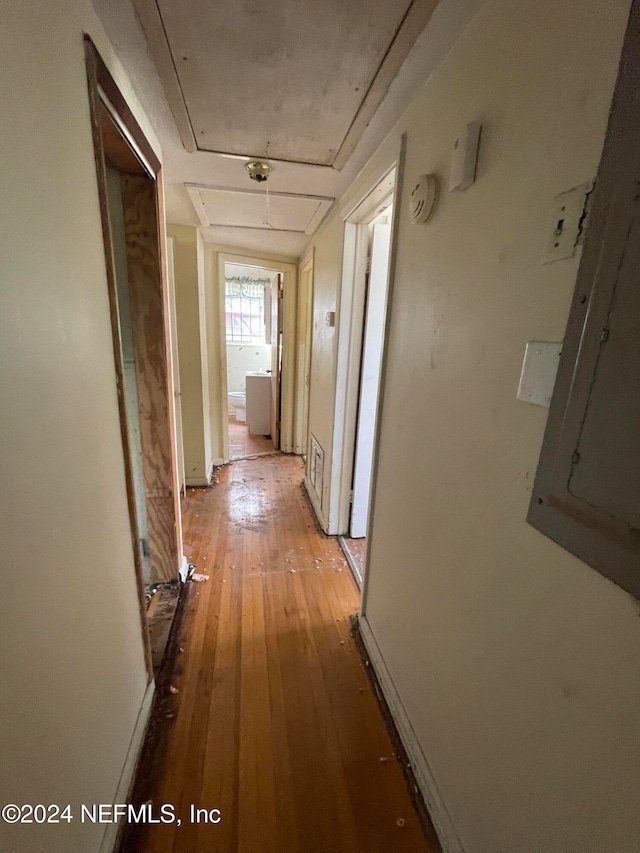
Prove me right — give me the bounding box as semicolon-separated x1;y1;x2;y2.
229;414;274;460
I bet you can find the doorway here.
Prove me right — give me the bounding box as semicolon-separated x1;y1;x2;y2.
224;261;281;460
216;253;297;462
85;37;183;677
294;257;314;457
341;206;393;582
328;160;401;586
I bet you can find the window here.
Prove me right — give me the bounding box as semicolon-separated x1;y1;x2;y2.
528;1;640;598
225;272;271;344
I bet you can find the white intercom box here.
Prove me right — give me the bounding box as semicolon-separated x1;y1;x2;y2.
450;121;481;191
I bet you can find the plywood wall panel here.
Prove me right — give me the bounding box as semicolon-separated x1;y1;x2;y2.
122;174;179;584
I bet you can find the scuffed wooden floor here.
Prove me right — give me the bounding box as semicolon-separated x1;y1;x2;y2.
123;455;436;853
228;414;273;460
146;585;180;675
340;536;367;583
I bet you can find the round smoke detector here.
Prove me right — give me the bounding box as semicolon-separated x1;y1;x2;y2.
246;160;271;183
409;173;438;224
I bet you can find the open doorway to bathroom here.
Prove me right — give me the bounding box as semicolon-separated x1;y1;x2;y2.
225;262;280;460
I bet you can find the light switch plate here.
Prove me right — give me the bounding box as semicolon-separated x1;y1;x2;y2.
542;180;593;264
517;342;562;407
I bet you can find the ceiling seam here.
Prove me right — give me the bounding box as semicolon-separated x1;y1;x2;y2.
331;0;418;167
153;0;199;148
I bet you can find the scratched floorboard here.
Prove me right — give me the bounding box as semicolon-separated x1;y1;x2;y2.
122;454;436;853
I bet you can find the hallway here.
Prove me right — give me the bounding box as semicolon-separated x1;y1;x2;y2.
124;455;436;853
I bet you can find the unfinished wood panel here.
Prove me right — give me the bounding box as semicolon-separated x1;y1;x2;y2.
122;174;178;584
123;455;438;853
100;105;146;175
84;38;154;680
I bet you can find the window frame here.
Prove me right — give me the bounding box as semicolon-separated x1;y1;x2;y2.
224;272;272;345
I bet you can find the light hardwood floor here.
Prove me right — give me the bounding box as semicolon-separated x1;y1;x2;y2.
123;455;436;853
228;414;274;460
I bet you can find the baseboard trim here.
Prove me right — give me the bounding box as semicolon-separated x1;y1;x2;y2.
207;458;224;480
100;680;155;853
303;475;328;532
185;476;209;487
358;614;465;853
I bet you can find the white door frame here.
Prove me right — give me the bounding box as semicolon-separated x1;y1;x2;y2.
166;236;186;496
216;251;297;461
293;254;315;455
350;222;392;538
328;136;406;546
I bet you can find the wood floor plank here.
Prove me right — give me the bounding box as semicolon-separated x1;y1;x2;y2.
124;455;436;853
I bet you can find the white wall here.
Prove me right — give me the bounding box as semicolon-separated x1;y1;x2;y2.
304;0;640;849
300;212;344;523
197;230;213;474
168;224;212;484
201;243;231;466
226;345;271;396
0;1;160;850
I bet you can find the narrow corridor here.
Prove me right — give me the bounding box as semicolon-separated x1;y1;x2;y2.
124;455;436;853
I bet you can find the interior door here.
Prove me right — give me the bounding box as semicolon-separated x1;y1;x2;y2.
350;223;391;538
166;237;186;495
270;273;283;449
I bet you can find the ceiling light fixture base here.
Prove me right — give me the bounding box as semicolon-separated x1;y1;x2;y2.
246;160;271;183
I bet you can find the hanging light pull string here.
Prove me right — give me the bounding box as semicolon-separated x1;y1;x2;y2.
264;179;273;229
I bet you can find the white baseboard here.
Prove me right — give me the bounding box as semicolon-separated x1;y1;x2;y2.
100;680;155;853
304;475;328;532
358;615;465;853
186;476;209;487
206;458;225;480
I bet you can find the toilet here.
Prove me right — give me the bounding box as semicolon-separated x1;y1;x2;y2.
228;391;246;422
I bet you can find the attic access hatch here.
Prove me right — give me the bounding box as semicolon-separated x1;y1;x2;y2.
132;0;439;168
186;184;333;234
